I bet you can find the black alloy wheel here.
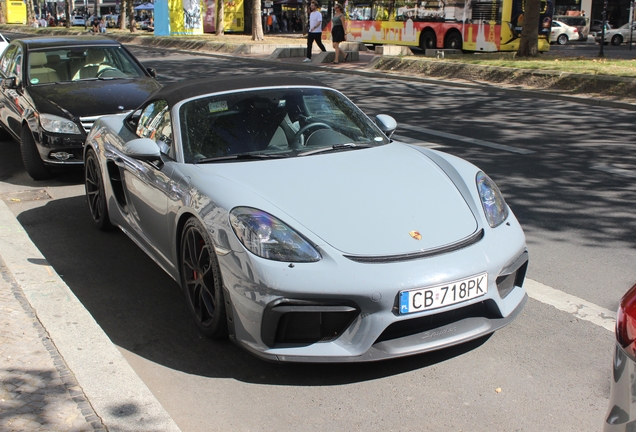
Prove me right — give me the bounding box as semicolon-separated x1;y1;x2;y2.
84;149;112;231
180;218;228;339
20;126;52;180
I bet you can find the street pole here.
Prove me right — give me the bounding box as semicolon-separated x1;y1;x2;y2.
599;0;608;56
630;0;634;50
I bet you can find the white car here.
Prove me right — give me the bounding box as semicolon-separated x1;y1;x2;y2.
595;22;636;46
0;33;9;55
71;15;86;26
550;20;579;45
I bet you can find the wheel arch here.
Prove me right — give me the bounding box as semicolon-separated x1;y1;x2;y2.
419;27;438;50
444;28;463;49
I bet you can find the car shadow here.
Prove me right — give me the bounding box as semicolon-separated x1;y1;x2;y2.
16;195;491;385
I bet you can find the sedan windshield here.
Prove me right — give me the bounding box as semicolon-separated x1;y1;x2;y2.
178;87;390;163
28;46;146;85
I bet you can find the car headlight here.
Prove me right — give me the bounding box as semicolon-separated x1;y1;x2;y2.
476;171;509;228
229;207;321;262
39;114;82;134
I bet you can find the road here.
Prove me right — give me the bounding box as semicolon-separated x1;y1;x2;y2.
1;43;634;431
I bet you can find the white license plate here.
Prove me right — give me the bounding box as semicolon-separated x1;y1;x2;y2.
398;273;488;315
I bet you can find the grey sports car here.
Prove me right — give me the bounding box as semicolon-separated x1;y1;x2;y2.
84;75;528;362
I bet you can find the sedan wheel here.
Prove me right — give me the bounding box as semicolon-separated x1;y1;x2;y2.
611;34;623;46
180;218;228;339
84;149;112;231
557;34;568;45
20;126;52;180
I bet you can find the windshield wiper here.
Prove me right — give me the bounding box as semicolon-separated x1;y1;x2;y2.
196;153;290;164
298;143;371;156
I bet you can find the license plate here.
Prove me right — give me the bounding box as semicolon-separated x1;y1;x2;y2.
398;273;488;315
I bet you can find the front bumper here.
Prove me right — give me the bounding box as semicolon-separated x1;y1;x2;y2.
36;129;86;166
219;217;529;363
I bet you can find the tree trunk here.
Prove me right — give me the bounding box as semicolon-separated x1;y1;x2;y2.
120;0;127;30
216;0;224;36
517;0;541;57
65;0;72;27
0;0;6;24
128;0;136;32
301;0;307;33
251;0;263;40
26;0;36;24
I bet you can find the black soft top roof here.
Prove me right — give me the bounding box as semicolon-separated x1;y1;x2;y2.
150;75;327;107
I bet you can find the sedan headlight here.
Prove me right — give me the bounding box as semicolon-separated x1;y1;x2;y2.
39;114;82;134
229;207;321;262
476;171;509;228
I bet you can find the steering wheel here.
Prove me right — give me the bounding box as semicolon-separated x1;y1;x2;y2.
293;122;332;141
96;67;125;78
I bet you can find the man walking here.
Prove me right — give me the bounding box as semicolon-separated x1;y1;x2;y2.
304;1;326;62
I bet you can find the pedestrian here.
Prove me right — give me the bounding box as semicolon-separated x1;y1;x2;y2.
304;1;326;62
267;13;273;33
331;3;347;63
99;18;107;33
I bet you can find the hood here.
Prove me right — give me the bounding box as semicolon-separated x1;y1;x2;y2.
202;144;479;256
28;78;160;118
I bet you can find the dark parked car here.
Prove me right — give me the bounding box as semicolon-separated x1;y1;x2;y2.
605;282;636;431
0;36;161;180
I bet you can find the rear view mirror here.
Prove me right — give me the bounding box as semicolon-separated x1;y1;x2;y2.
123;138;161;161
146;67;157;78
2;76;18;90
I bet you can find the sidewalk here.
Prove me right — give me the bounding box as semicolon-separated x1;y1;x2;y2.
0;198;181;432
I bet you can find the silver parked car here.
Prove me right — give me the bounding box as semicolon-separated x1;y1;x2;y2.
84;76;529;362
596;22;636;46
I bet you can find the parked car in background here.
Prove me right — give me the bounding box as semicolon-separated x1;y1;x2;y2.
0;36;161;180
604;282;636;431
104;14;119;28
0;33;9;54
71;15;86;26
591;19;612;35
595;22;636;46
84;75;529;363
553;15;589;40
550;20;579;45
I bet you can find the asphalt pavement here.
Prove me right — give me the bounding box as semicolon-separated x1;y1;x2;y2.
0;30;635;431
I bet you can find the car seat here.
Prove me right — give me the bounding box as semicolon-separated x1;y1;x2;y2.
28;52;60;84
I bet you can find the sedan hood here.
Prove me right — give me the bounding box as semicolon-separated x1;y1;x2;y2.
201;144;479;256
28;78;160;118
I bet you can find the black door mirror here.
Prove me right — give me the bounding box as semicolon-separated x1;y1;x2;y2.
146;67;157;78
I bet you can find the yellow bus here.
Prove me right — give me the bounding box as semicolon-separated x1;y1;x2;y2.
5;1;27;24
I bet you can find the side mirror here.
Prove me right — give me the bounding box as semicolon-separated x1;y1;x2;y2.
146;67;157;78
2;76;18;90
122;138;161;161
375;114;397;139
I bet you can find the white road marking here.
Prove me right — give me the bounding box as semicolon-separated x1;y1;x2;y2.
392;134;443;149
400;124;535;155
525;279;617;332
591;164;636;179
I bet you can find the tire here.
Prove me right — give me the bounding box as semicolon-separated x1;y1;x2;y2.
0;125;11;141
180;218;228;339
20;126;52;181
444;32;462;50
611;35;623;46
556;34;568;45
420;30;436;51
84;149;112;231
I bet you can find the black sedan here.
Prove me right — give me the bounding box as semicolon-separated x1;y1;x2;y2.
0;36;161;180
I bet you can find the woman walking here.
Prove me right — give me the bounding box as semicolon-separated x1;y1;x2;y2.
331;4;347;63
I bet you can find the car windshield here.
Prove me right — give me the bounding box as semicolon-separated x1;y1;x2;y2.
28;46;146;85
178;87;391;163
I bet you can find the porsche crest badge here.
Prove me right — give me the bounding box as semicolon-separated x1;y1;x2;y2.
409;231;422;240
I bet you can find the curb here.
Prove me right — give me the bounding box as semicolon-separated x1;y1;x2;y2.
0;198;181;432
